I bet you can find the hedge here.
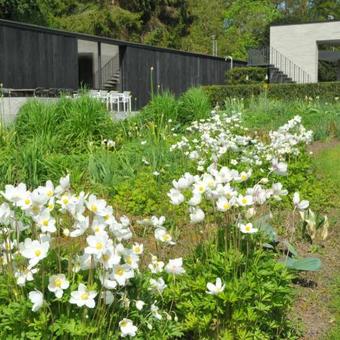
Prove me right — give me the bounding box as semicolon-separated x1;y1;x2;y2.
225;66;267;85
202;82;340;106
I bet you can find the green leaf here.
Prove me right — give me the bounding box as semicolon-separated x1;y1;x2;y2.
284;257;321;271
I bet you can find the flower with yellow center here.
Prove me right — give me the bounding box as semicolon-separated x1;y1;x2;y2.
70;283;97;308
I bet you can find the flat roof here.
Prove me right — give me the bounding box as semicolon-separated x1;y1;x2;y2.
271;20;340;27
0;19;246;62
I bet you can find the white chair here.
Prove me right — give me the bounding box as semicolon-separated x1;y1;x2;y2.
121;91;131;113
108;91;120;112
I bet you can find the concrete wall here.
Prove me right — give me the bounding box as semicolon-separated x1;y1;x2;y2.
270;21;340;83
0;97;57;125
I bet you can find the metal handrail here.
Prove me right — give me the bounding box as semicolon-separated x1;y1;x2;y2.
95;54;120;89
248;46;312;84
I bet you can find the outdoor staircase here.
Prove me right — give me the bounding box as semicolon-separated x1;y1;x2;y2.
96;54;120;91
103;70;120;90
248;47;312;84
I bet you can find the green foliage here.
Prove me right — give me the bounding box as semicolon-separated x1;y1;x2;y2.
166;248;298;339
177;87;211;124
318;60;338;82
222;0;281;59
15;96;115;153
226;66;267;85
203;82;340;106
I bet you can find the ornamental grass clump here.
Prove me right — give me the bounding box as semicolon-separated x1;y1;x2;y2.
0;175;183;338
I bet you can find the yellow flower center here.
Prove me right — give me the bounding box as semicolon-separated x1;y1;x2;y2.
47;190;53;197
34;249;42;257
24;199;31;205
115;267;124;276
245;225;251;232
48;203;54;210
32;205;40;214
104;215;109;221
102;254;110;262
91;205;98;213
81;292;89;300
241;175;247;181
62;197;69;205
126;256;132;265
242;198;248;205
223;203;230;210
120;320;127;327
133;246;141;254
55;278;62;288
163;234;171;241
95;242;103;250
198;186;205;193
42;219;49;226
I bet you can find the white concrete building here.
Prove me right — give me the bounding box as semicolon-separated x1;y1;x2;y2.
270;21;340;83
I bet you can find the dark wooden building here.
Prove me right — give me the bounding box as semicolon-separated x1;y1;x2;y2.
0;19;245;108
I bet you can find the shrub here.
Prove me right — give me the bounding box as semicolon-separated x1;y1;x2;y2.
15;96;115;153
226;66;267;85
177;87;211;124
203;82;340;106
138;92;179;128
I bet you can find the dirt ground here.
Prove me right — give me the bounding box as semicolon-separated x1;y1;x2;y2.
292;141;340;339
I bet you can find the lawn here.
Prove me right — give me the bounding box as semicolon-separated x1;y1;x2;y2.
0;89;339;339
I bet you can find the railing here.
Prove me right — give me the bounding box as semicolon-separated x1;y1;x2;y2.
94;54;120;89
248;47;312;84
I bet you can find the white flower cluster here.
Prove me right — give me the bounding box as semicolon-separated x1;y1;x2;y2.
0;176;183;338
170;113;313;172
269;115;313;156
168;164;288;229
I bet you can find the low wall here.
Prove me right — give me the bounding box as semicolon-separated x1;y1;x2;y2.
0;97;58;125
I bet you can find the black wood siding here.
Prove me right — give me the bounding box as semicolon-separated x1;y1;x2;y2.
0;25;78;89
121;46;246;108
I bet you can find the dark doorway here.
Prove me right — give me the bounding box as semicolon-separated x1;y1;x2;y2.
78;54;93;88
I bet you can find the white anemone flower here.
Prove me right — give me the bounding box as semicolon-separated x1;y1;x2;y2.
216;197;232;212
237;194;253;207
15;267;38;286
112;264;134;286
48;274;70;298
86;194;107;216
35;209;56;233
101;290;114;305
148;256;164;273
69;283;97;308
135;300;145;310
154;228;175;245
85;233;111;259
293;192;309;210
119;318;138;338
167;188;185;205
151;215;166;228
206;278;225;295
19;238;50;268
28;290;44;312
149;277;167;293
165;258;185;275
189;207;205;223
2;183;27;203
239;223;258;234
271;158;288;175
132;242;143;255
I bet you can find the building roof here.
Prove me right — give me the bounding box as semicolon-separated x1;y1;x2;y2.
0;18;246;62
271;20;340;27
